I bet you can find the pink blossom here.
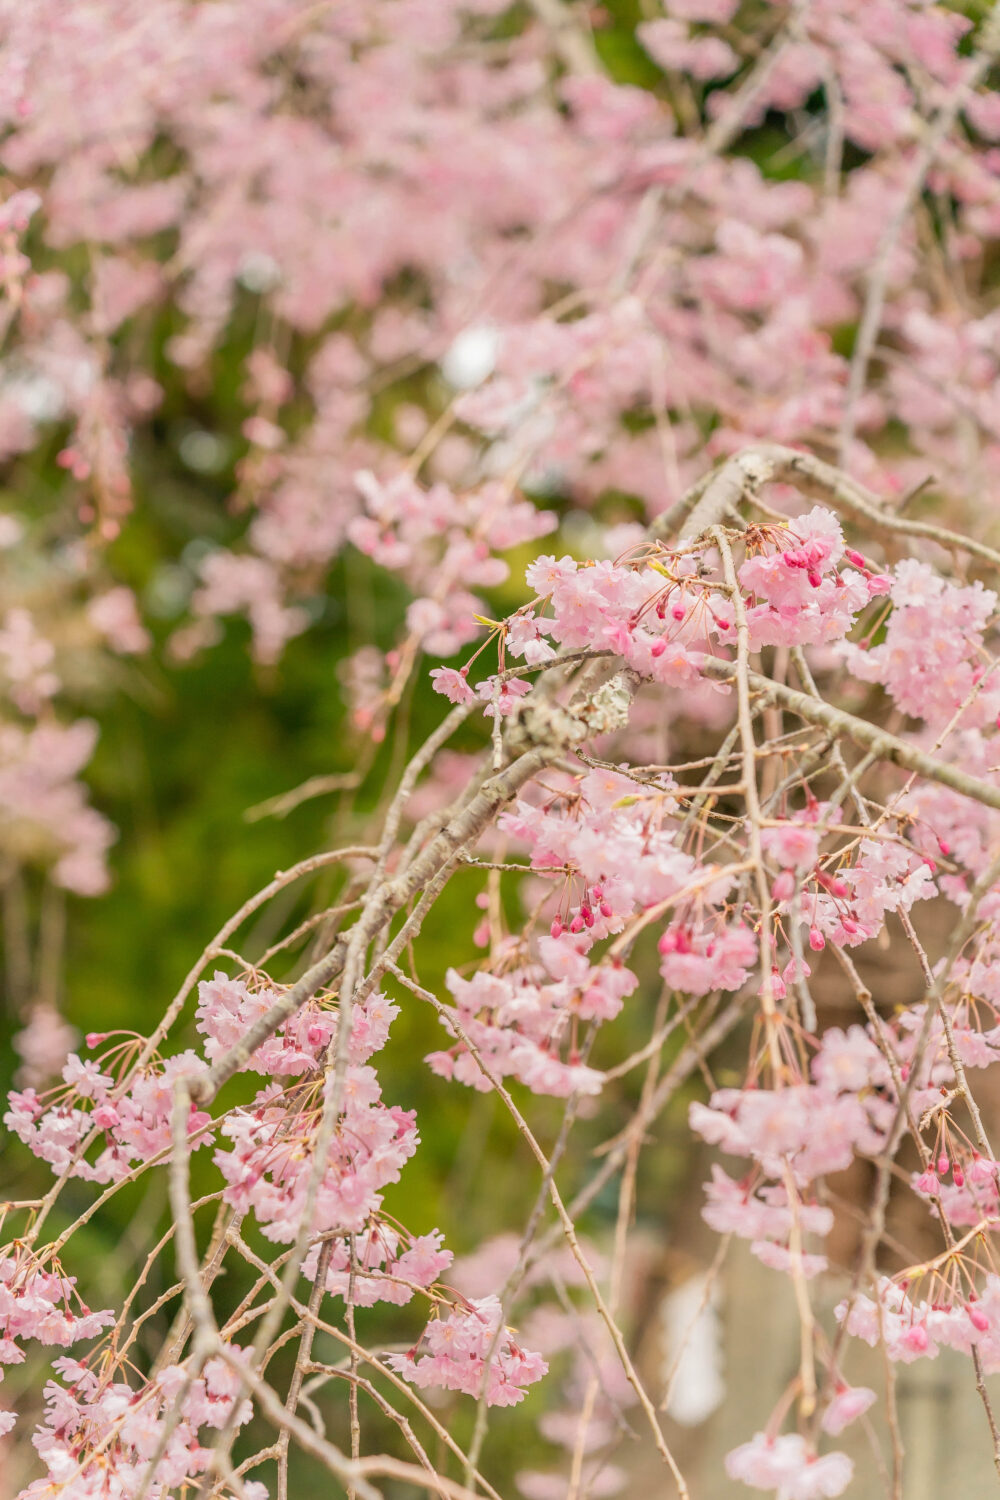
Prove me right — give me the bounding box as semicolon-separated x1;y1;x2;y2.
389;1296;547;1406
821;1385;876;1435
726;1433;852;1498
761;823;819;872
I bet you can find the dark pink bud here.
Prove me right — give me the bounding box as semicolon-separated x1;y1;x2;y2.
846;548;866;569
651;637;667;657
570;915;584;934
953;1167;965;1188
969;1304;991;1333
807;569;822;588
600;901;613;918
937;1154;950;1176
938;838;951;856
808;927;826;952
86;1033;108;1049
672;606;686;621
550;918;563;939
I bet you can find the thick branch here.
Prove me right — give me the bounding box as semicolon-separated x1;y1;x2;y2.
697;656;1000;815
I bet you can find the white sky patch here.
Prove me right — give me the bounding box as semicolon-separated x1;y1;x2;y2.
440;325;500;389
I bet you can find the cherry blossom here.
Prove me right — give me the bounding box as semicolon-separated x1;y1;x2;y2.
6;2;1000;1496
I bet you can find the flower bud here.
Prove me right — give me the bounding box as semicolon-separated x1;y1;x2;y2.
969;1303;991;1333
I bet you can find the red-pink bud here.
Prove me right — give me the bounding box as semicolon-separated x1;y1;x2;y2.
600;901;613;918
937;1154;950;1176
808;927;826;952
969;1303;991;1333
846;548;866;569
550;918;563;939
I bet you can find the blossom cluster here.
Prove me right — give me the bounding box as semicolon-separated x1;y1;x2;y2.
388;1293;548;1408
7;0;1000;1496
20;1347;262;1499
5;1047;212;1184
0;1250;113;1376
